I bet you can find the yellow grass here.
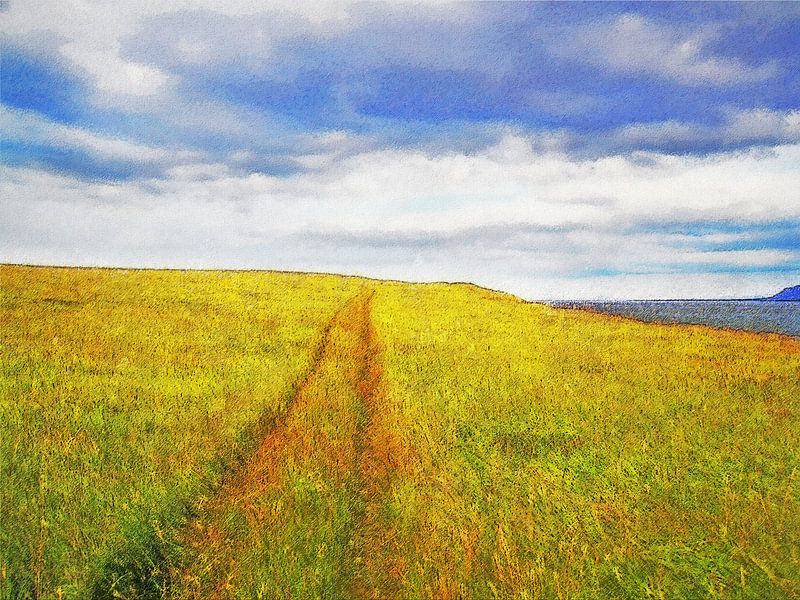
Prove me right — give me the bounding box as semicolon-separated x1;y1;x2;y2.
0;266;360;598
369;282;800;598
174;289;378;598
2;265;798;598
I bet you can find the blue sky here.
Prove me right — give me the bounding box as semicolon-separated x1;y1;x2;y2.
2;1;799;299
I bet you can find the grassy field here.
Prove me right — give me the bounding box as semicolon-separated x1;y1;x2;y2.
0;266;361;598
368;283;800;599
1;265;799;598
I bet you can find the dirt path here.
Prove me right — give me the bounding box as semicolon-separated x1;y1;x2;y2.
172;288;400;598
350;298;410;599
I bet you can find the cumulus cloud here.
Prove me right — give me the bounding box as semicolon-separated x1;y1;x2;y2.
2;2;168;105
60;44;169;98
1;1;477;101
612;108;800;152
3;137;799;298
2;3;798;298
722;108;800;144
0;106;200;164
551;14;777;86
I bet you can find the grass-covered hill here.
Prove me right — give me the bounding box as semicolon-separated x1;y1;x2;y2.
2;265;799;599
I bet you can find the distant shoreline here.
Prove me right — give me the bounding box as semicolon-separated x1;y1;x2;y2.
551;298;799;304
549;299;799;338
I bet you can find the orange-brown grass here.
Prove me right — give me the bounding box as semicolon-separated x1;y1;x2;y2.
0;265;360;599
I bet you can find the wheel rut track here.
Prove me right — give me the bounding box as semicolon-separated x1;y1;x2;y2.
174;287;403;598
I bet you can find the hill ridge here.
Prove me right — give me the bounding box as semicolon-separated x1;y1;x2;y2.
766;285;800;301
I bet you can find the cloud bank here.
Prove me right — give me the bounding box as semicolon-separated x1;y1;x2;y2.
2;2;799;298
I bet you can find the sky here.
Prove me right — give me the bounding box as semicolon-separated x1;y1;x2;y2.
1;1;799;300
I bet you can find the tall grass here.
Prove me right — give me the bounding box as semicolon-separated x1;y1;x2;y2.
369;282;800;598
2;267;798;598
0;266;359;598
174;290;376;598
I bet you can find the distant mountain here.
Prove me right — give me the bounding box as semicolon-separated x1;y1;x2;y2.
765;285;800;301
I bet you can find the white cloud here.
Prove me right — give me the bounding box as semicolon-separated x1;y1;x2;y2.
500;273;798;302
0;105;202;164
1;1;175;102
3;137;799;299
613;108;800;149
722;108;800;144
0;0;477;105
2;4;797;301
59;43;169;97
551;14;777;86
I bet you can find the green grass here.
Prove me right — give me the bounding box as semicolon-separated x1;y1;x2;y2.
173;290;377;598
1;266;798;598
368;282;800;598
0;266;360;598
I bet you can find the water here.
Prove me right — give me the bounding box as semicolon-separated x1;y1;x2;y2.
551;300;800;337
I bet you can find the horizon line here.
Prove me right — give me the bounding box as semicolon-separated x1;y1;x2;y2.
3;261;795;303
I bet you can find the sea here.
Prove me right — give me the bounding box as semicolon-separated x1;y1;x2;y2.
550;300;800;338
